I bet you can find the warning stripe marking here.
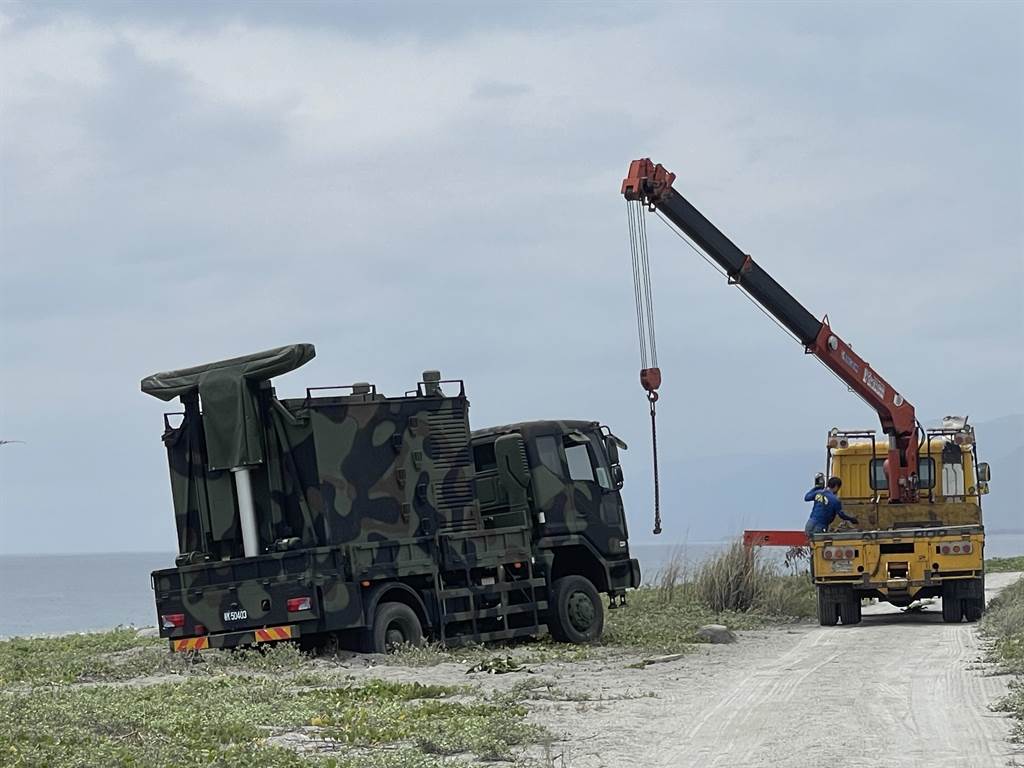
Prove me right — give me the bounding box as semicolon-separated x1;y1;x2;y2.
254;626;293;643
172;637;210;652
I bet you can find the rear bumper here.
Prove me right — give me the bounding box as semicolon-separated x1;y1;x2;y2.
815;572;983;589
811;526;984;590
169;624;299;652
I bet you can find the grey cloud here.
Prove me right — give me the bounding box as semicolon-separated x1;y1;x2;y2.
0;2;1021;554
472;80;532;101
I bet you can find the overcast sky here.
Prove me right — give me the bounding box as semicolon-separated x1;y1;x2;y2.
1;1;1021;555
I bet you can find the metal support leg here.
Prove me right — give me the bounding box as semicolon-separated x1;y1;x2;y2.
232;467;260;557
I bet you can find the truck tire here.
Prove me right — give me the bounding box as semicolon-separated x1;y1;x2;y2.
941;582;964;623
963;598;984;622
962;577;985;622
838;588;862;626
817;586;839;626
366;602;424;653
548;576;604;644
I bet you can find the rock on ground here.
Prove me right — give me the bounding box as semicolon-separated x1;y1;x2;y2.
697;624;738;644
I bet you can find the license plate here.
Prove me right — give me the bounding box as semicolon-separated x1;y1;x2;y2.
831;561;853;573
223;609;248;622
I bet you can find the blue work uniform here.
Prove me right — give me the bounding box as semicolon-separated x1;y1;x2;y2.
804;488;856;536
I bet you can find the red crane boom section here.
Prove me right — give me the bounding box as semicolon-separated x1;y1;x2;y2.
622;158;920;502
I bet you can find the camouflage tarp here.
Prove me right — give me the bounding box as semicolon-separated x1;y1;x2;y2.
141;343;315;470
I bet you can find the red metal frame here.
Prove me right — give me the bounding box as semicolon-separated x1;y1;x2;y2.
743;530;809;548
808;322;918;502
621;159;675;205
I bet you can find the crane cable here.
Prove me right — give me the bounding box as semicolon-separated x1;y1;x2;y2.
627;200;662;535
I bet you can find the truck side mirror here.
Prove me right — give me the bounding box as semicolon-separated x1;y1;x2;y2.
604;436;619;466
977;462;991;482
495;434;530;504
611;465;624;489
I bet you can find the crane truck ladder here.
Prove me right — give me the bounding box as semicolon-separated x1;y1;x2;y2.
621;158;921;504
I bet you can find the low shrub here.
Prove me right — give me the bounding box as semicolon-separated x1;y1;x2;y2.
982;575;1024;742
693;541;815;616
986;556;1024;574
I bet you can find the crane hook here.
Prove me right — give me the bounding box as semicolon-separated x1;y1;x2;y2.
641;368;662;536
648;388;662;536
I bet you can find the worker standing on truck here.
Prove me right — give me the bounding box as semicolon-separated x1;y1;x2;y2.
804;477;858;536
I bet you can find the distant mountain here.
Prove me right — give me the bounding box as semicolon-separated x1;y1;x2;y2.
629;414;1022;542
968;415;1022;534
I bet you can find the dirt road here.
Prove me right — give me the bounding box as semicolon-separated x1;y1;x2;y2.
519;571;1020;767
319;573;1020;766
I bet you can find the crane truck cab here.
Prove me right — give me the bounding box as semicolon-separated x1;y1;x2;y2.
143;344;640;654
809;420;989;625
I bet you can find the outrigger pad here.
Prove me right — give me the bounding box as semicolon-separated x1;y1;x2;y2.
141;343;315;470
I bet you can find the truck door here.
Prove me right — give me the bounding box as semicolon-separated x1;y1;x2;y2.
531;430;627;558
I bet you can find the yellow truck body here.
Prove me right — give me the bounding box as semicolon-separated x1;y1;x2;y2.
809;427;989;625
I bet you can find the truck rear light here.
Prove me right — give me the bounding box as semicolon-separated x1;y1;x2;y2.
823;547;855;561
195;624;207;635
161;613;185;629
940;543;972;555
286;596;312;612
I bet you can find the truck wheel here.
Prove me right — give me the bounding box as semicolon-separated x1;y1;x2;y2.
817;586;839;626
548;576;604;643
838;588;862;626
366;602;424;653
963;598;984;622
962;577;985;622
941;582;963;623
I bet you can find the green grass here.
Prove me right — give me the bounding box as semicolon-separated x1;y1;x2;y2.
603;581;813;654
0;629;316;686
386;636;596;668
0;633;540;767
986;556;1024;573
982;575;1024;742
0;544;819;765
603;543;815;654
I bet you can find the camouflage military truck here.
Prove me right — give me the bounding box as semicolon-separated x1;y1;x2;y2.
142;344;640;653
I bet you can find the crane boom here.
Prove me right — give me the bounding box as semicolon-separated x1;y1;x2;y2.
622;158;920;503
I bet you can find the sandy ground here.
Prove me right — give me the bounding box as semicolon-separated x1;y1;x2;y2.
326;572;1023;767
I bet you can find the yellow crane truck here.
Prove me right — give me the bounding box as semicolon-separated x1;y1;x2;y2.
619;158;991;626
811;421;989;624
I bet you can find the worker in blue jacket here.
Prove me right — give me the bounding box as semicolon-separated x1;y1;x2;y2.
804;476;858;536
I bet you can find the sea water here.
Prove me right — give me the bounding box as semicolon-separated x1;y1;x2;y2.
1;534;1021;638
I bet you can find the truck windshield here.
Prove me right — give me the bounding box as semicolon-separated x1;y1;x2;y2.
565;444;595;482
536;435;564;476
870;457;935;490
587;433;613;490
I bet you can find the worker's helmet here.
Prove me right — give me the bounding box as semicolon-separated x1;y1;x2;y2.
827;476;842;490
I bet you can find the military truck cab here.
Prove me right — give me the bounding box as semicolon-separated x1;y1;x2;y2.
143;344;640;653
470;421;639;641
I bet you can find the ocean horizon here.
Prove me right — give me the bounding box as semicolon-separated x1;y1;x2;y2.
3;534;1022;639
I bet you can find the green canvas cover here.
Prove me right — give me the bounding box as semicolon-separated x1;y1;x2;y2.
141;344;316;471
